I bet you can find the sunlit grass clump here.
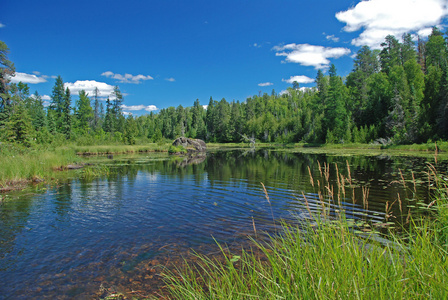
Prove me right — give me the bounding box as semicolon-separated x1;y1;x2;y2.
161;163;448;299
0;145;80;189
68;143;169;155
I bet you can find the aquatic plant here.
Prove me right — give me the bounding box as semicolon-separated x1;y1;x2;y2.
160;164;448;299
0;144;80;191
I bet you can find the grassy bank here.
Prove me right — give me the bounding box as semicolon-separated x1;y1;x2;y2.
0;144;81;191
0;142;171;192
66;143;169;155
161;165;448;299
1;140;446;192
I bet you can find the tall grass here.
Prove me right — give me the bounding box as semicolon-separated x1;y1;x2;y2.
0;145;80;189
161;163;448;299
0;142;170;190
67;143;169;155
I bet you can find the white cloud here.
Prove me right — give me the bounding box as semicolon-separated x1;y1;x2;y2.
336;0;448;48
202;105;208;110
418;27;434;37
282;75;314;84
165;77;176;82
9;72;47;84
326;35;340;42
64;80;115;98
258;82;273;87
102;71;153;84
273;44;351;69
121;104;158;112
0;23;5;28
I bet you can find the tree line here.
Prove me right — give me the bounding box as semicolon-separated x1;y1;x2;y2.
0;27;447;146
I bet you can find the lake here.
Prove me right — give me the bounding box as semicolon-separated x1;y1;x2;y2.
0;149;440;299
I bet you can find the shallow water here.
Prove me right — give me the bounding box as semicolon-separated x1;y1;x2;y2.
0;149;441;299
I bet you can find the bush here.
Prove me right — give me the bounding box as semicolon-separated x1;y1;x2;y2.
168;145;187;154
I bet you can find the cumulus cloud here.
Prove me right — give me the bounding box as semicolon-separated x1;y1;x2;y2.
258;82;273;87
336;0;448;48
326;35;340;42
102;71;153;84
282;75;314;84
418;27;435;37
121;104;158;112
64;80;115;98
9;72;47;84
202;105;208;110
165;77;176;82
273;44;351;69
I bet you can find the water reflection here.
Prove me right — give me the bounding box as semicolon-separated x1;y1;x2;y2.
0;149;438;298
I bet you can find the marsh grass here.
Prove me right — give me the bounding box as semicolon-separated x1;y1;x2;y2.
67;143;169;155
0;142;171;190
0;145;80;190
161;162;448;299
80;164;111;179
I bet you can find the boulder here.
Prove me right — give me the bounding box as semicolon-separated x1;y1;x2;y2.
172;137;207;153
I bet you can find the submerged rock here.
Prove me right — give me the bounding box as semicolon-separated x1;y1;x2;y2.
172;137;207;153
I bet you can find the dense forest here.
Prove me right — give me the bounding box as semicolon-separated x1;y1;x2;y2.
1;27;448;147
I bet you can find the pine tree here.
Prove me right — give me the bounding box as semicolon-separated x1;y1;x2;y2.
61;87;72;138
28;91;47;132
4;101;33;146
0;41;15;129
75;90;93;135
103;97;113;133
123;114;137;144
49;76;65;131
325;64;348;142
92;87;101;131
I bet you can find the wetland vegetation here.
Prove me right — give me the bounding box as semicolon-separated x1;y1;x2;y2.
1;26;448;299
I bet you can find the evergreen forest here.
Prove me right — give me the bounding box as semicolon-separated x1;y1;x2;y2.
1;28;448;147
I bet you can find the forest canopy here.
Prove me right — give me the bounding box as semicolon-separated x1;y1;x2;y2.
1;28;447;146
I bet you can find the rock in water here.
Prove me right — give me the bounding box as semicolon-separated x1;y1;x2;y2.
172;137;207;153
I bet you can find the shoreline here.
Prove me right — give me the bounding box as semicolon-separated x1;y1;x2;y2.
1;142;445;193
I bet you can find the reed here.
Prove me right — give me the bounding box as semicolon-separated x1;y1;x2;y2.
0;146;80;190
160;164;448;299
68;143;169;155
80;164;111;179
162;214;448;299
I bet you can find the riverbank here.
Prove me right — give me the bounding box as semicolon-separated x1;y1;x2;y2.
160;165;448;299
0;142;173;192
1;141;446;193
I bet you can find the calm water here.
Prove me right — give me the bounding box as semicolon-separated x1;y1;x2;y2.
0;149;440;299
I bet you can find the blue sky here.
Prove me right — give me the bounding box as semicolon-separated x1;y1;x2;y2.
2;0;447;115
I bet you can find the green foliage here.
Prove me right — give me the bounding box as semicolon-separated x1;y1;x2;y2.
163;215;448;299
3;102;33;146
2;31;448;148
162;165;448;299
74;89;94;135
168;144;187;154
